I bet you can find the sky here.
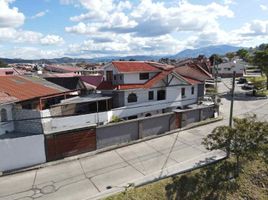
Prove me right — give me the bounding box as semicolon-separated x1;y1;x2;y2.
0;0;268;59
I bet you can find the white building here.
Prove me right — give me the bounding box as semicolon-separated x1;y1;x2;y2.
97;61;202;119
215;59;245;77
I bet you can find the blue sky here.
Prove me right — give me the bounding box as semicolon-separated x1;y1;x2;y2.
0;0;268;59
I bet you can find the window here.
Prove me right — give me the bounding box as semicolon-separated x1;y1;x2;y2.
113;75;117;80
148;91;154;100
191;86;195;95
139;73;149;80
181;88;185;98
106;71;113;81
0;108;8;122
127;93;137;103
119;75;123;80
157;90;166;100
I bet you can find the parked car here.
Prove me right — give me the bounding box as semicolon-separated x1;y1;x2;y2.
242;82;254;90
237;77;247;84
201;96;214;105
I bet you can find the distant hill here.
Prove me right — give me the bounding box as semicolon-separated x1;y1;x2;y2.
171;45;242;59
0;45;242;64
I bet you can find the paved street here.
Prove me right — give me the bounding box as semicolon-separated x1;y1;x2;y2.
0;79;267;200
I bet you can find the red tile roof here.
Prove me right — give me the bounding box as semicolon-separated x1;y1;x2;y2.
112;61;160;73
45;65;84;73
97;81;117;90
174;65;212;82
0;76;62;101
0;92;18;104
180;76;202;85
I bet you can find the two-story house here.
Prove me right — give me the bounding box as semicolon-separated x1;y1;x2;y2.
97;61;202;119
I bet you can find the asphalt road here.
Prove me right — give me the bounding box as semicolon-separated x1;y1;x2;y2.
0;79;267;200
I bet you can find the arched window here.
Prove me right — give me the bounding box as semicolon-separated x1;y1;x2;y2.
127;93;137;103
0;108;8;122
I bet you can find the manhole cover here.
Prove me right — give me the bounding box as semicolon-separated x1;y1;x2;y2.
40;185;56;194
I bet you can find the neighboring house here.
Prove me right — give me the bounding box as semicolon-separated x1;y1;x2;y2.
0;76;77;110
0;68;23;76
97;61;201;119
215;59;245;77
0;92;18;135
44;65;95;75
80;75;104;90
173;64;213;98
44;77;87;94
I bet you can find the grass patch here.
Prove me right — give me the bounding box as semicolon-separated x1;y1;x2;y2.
106;157;268;200
246;76;267;83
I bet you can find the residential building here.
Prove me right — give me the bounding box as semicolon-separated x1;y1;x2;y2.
97;61;202;119
214;59;245;77
0;76;78;110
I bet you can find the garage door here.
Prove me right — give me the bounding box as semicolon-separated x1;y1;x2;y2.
45;128;96;161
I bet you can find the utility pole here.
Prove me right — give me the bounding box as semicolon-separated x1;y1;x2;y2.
229;71;236;127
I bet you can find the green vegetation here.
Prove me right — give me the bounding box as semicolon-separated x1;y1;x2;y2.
246;76;268;96
209;54;223;65
0;59;8;68
110;115;123;123
106;116;268;200
251;44;268;89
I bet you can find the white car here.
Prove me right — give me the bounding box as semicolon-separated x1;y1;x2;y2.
201;96;214;105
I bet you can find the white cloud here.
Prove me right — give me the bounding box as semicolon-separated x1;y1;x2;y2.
0;0;25;28
0;46;65;59
260;4;268;11
30;9;49;19
65;22;99;34
40;34;64;45
0;27;64;46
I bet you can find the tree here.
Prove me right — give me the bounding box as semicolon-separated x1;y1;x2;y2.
0;59;8;68
203;115;268;177
236;49;249;60
225;52;236;60
252;49;268;89
209;54;223;65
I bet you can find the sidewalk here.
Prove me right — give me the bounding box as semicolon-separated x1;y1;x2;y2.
0;122;226;200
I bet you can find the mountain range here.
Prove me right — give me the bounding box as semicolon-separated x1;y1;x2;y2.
1;45;242;64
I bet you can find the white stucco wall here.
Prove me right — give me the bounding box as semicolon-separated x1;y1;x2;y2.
0;135;46;172
123;72;158;84
217;61;245;75
0;104;14;135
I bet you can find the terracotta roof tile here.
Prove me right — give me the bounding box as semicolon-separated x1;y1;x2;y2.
112;61;160;73
0;92;18;104
96;81;117;90
0;76;61;101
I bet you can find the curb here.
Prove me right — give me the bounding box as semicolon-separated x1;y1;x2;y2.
1;116;224;177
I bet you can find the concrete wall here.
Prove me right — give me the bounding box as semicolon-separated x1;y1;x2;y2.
96;113;177;149
182;110;200;127
0;104;14;135
13;109;43;134
140;114;174;138
96;120;139;149
0;135;46;172
201;106;215;120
